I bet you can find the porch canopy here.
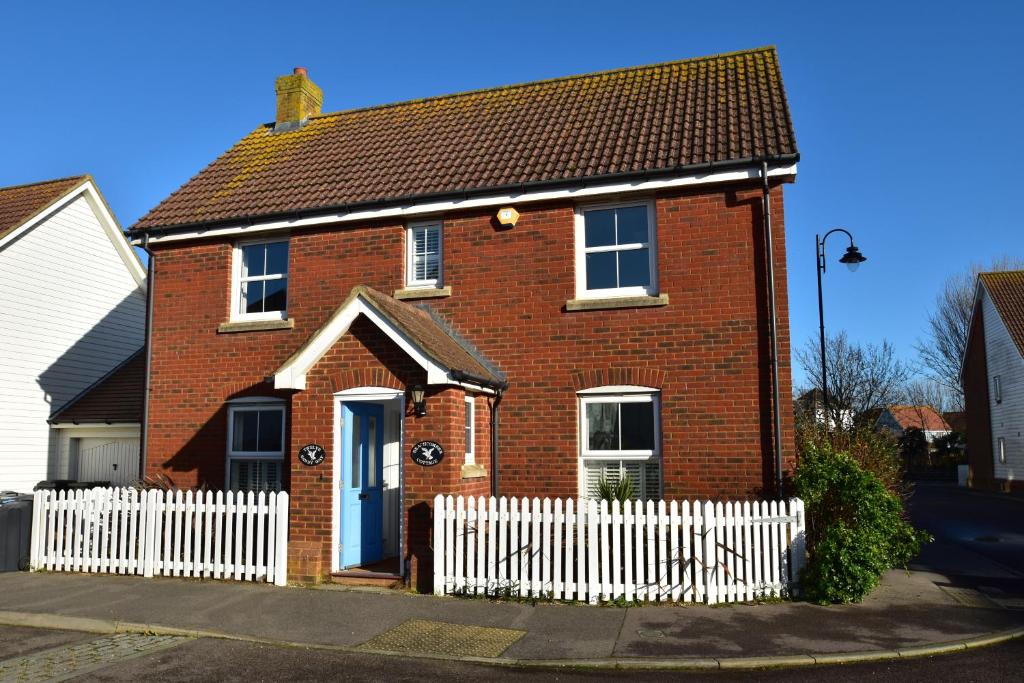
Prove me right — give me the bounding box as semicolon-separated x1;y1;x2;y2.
272;285;504;393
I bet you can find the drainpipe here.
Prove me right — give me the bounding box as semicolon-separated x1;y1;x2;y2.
138;233;155;483
761;162;785;498
489;390;503;498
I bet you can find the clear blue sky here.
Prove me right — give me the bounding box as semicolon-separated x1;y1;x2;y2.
2;1;1021;385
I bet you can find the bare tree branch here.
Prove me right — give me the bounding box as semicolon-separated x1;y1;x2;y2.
796;331;913;428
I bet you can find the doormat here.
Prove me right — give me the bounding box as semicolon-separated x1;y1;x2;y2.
358;619;525;658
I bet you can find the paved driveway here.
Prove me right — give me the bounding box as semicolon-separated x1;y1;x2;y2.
907;482;1024;603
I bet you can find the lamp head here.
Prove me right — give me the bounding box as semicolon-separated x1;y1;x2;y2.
410;384;427;417
839;244;867;272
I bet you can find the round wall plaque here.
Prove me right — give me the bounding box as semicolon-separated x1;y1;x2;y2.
410;441;445;467
298;443;326;466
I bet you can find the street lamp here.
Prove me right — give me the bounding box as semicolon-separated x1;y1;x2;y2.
816;229;867;423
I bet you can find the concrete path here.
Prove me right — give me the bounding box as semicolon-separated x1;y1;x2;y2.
0;569;1020;667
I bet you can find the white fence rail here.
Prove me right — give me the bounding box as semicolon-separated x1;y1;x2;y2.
433;495;805;604
30;487;289;586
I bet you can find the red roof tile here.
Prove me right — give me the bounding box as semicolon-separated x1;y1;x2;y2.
980;271;1024;357
884;405;951;432
0;176;88;242
49;350;145;424
132;47;797;232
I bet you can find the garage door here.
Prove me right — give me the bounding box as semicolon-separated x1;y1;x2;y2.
77;438;140;487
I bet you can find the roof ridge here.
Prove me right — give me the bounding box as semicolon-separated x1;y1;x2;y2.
293;46;779;125
0;174;90;193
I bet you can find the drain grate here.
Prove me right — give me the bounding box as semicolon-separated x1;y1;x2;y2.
359;619;525;658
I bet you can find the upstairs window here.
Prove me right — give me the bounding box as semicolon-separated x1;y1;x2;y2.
998;437;1006;464
406;221;443;288
575;201;657;298
994;375;1002;404
234;240;289;320
227;402;285;493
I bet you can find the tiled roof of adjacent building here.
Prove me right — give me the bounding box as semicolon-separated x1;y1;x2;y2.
980;271;1024;357
132;46;797;232
0;176;89;242
49;349;145;424
883;405;951;433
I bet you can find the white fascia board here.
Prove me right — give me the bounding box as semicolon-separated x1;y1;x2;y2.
134;163;798;246
273;295;449;390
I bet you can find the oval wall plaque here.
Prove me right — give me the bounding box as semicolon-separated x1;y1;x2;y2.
411;441;445;467
298;443;326;466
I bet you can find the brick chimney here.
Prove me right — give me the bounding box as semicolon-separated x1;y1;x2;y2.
274;67;323;132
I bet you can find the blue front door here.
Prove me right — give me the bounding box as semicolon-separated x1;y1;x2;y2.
341;402;385;568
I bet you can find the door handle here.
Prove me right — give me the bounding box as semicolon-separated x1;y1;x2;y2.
358;493;369;500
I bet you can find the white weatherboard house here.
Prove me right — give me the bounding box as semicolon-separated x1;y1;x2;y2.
963;271;1024;493
0;176;146;493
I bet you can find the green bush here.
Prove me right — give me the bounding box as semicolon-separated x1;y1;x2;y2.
795;418;905;496
794;441;931;604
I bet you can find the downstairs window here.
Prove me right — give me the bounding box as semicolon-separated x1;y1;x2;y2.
227;402;285;493
579;387;661;500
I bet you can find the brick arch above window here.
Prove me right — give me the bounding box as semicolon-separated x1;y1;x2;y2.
570;367;667;392
330;367;406;394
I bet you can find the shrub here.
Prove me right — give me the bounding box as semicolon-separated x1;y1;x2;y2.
794;440;931;604
796;419;905;497
595;476;634;504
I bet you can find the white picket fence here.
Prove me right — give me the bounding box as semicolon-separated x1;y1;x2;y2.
433;495;806;604
30;487;289;586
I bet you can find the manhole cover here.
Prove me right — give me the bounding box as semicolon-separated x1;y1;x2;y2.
358;619;525;658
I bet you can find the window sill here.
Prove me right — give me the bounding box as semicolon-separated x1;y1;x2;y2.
460;464;487;480
394;286;452;300
218;318;295;334
565;294;669;312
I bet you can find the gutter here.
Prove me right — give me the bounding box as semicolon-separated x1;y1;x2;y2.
127;154;800;239
761;162;785;497
449;370;509;498
138;234;156;482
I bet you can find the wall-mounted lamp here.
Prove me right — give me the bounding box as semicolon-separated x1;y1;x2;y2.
410;384;427;417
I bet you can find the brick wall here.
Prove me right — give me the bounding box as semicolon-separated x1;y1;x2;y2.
144;180;796;582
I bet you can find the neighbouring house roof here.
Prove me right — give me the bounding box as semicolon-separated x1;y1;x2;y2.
131;46;798;233
49;348;145;424
880;405;951;433
273;285;505;391
0;175;89;242
943;411;967;434
979;271;1024;357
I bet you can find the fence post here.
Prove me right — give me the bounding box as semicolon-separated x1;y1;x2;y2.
30;491;42;571
432;494;444;595
274;492;289;586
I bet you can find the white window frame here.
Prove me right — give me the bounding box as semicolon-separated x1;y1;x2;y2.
226;400;286;491
231;238;289;322
578;386;661;460
405;220;444;289
464;395;475;466
994;375;1002;404
574;199;658;299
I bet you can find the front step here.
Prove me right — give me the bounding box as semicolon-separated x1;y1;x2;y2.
330;570;404;588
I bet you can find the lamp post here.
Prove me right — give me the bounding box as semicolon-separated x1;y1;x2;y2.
816;229;866;424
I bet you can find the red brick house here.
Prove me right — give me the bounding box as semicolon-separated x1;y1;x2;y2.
962;271;1024;493
129;47;800;586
